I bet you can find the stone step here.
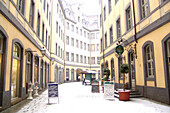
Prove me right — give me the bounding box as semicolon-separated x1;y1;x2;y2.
114;89;143;98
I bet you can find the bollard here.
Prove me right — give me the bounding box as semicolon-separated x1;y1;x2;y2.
34;81;39;96
27;82;33;100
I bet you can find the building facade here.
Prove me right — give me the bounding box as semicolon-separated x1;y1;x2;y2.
100;0;170;104
0;0;100;110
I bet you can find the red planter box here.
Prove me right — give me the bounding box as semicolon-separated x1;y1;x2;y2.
118;90;130;101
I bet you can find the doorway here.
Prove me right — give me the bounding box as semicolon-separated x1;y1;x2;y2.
128;51;136;90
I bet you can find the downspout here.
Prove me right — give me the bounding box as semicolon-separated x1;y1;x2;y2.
101;0;105;69
132;0;138;58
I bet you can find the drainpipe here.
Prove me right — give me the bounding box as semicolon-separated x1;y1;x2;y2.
132;0;138;59
101;0;105;69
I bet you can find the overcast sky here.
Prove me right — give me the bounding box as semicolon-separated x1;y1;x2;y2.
65;0;100;15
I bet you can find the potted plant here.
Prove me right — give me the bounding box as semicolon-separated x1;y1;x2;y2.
118;64;130;101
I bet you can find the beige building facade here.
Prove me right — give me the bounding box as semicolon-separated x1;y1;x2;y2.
0;0;100;110
100;0;170;104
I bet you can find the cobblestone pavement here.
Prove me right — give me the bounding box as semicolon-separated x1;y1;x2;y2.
1;82;170;113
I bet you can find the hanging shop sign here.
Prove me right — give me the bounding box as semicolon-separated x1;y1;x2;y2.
116;45;124;55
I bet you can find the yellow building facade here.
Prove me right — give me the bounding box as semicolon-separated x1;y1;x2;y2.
0;0;100;110
100;0;170;104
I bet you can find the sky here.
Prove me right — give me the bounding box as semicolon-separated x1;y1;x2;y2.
65;0;100;15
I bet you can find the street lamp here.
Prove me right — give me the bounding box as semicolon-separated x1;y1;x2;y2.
40;47;46;57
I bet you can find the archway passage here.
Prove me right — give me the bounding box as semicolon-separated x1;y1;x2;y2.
76;69;82;81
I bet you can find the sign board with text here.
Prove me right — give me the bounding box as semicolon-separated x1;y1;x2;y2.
48;83;59;103
104;81;114;99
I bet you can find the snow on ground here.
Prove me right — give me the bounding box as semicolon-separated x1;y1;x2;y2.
2;82;170;113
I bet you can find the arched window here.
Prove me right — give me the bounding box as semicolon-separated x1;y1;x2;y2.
142;41;156;86
40;60;43;89
11;43;21;99
34;56;39;83
55;66;58;83
26;51;32;94
71;69;74;81
0;33;4;82
66;68;69;81
111;59;115;80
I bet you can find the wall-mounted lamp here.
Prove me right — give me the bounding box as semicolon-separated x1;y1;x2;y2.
25;49;36;55
51;58;55;65
40;47;46;57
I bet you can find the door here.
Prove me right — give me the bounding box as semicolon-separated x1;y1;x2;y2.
129;52;136;90
166;39;170;97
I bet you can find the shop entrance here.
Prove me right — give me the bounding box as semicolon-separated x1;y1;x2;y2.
128;51;136;90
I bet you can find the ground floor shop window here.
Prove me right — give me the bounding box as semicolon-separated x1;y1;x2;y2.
11;43;21;100
34;56;39;83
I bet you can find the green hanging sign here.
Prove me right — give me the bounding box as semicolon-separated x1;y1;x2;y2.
116;45;124;55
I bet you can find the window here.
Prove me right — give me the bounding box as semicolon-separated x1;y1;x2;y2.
96;33;99;39
108;0;112;13
97;57;100;64
80;55;83;63
88;57;90;64
66;36;69;45
18;0;25;15
66;69;69;81
84;56;86;63
116;18;121;39
76;40;79;48
29;0;34;28
87;33;90;39
57;4;59;13
78;17;80;23
97;44;100;51
91;57;95;64
105;33;107;48
71;25;74;32
56;43;57;55
40;60;43;88
11;43;21;99
100;14;102;27
101;39;103;52
67;22;69;30
88;44;90;51
61;30;63;40
80;41;83;49
126;6;132;30
0;34;4;82
36;13;40;36
145;45;154;78
84;43;86;50
34;56;39;83
118;56;123;79
91;33;95;39
47;4;49;19
76;27;78;34
45;30;48;47
56;21;58;33
111;59;115;80
59;26;60;37
42;23;44;43
58;46;60;57
71;38;74;46
71;53;74;62
91;44;95;52
84;31;86;37
44;0;46;11
61;48;62;58
76;54;79;62
80;29;82;36
66;52;69;61
104;7;106;21
25;52;32;93
115;0;119;4
110;26;113;44
140;0;149;19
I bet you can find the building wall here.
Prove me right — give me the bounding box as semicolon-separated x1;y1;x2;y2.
100;0;170;104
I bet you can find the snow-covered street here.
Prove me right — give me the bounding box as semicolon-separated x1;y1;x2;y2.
2;82;170;113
